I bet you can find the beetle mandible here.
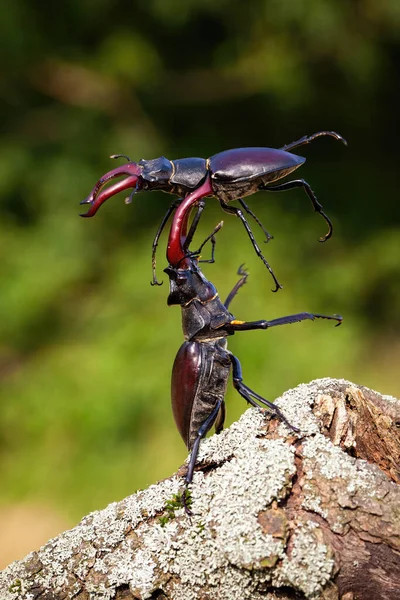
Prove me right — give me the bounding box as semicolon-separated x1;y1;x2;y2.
81;131;347;292
165;206;342;515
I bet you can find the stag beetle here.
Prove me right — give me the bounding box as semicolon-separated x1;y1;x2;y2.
80;131;346;292
165;207;342;515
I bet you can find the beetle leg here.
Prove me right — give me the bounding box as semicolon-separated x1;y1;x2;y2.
238;199;273;242
188;220;224;264
224;265;249;309
151;199;182;286
214;401;226;434
183;399;224;516
280;131;347;153
229;353;299;433
262;179;333;242
197;229;218;264
182;201;206;254
228;312;342;332
219;202;282;292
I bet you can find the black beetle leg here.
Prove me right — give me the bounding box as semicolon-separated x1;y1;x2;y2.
238;199;273;242
227;312;342;332
228;353;299;433
280;131;347;153
182;201;206;254
262;179;333;242
183;399;224;516
219;201;282;292
224;265;249;309
151;199;182;286
197;229;218;264
188;220;224;264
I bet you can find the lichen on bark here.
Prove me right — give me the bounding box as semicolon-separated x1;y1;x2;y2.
0;378;399;600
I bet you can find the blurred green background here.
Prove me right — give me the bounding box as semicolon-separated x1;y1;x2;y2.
1;0;400;564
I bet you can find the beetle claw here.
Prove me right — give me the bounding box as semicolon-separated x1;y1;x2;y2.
318;230;332;243
182;492;193;517
318;211;333;242
333;132;348;146
271;282;283;293
333;314;343;327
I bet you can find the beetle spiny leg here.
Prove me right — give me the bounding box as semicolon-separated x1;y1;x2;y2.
281;131;347;153
188;221;224;264
151;200;182;286
219;201;282;292
224;264;249;309
263;178;333;244
238;199;273;243
183;201;206;255
229;353;300;433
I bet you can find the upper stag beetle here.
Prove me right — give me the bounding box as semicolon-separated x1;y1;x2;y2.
80;131;347;292
164;205;342;515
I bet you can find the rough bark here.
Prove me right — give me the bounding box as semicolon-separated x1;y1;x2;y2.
1;378;399;600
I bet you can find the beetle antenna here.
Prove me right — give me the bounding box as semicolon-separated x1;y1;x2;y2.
110;154;132;162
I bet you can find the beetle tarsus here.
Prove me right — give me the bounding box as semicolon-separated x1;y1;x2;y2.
150;277;163;287
227;312;343;332
182;487;193;517
281;130;347;153
318;210;333;242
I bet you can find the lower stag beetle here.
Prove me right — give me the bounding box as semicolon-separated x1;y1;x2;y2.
80;131;346;292
165;207;342;515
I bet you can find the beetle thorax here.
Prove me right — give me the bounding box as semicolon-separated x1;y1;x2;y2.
165;267;217;307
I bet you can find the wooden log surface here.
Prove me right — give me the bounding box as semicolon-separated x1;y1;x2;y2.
1;378;399;600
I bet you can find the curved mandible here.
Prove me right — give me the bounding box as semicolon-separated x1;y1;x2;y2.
80;160;142;217
166;174;213;267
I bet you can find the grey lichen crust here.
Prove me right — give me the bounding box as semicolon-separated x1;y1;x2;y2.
1;378;398;600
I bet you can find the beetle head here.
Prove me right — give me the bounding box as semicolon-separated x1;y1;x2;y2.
164;263;217;306
80;155;143;217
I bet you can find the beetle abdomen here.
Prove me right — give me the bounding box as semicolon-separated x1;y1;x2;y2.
171;341;231;449
209;147;305;202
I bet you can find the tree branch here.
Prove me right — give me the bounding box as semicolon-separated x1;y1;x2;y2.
1;378;399;600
